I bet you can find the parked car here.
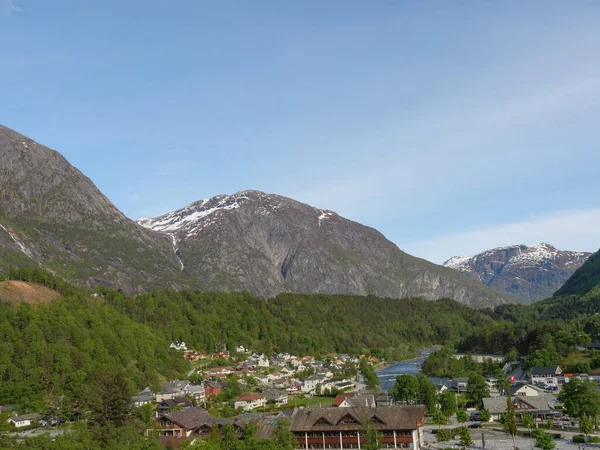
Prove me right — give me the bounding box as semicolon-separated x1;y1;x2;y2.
468;423;482;428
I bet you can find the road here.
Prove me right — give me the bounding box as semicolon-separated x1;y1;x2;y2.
422;425;600;450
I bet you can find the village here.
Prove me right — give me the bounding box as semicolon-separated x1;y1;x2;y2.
3;343;600;449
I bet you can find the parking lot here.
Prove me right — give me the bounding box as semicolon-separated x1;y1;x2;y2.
422;426;599;450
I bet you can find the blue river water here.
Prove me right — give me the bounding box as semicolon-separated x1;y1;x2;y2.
376;349;442;392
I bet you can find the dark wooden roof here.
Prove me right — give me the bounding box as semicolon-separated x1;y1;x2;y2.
289;405;426;432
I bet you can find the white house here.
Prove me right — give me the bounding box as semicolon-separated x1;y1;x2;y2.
234;394;267;411
510;382;542;397
169;341;187;351
8;413;41;428
250;353;270;368
301;375;327;394
531;366;562;386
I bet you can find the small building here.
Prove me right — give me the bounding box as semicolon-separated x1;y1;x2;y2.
302;375;327;394
262;389;288;407
8;413;41;428
482;395;561;422
530;366;562;386
157;396;193;416
234;394;267;411
169;341;188;351
338;394;376;408
131;387;155;407
204;381;222;397
509;382;543;397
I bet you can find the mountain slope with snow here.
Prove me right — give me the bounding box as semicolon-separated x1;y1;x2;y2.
443;243;591;302
138;190;513;308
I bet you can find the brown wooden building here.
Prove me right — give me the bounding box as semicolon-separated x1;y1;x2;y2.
289;405;426;449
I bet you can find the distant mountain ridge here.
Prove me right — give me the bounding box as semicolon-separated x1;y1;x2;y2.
0;124;513;307
444;243;591;302
138;190;513;308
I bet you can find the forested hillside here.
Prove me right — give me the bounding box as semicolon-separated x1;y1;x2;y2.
456;278;600;372
0;269;492;413
555;248;600;297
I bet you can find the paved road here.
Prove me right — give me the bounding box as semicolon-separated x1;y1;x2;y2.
423;426;600;450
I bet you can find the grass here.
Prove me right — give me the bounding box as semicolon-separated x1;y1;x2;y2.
286;396;335;408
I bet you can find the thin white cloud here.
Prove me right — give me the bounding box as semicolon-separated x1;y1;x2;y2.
401;208;600;264
291;73;600;221
1;0;22;16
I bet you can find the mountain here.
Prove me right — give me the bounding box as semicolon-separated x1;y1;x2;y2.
554;247;600;297
0;125;190;293
138;191;512;308
444;243;591;302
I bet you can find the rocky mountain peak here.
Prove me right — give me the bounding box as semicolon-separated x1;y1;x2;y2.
139;191;512;307
444;243;591;302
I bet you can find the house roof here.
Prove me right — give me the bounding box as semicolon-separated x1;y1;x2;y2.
132;393;154;403
509;383;545;395
332;394;355;406
482;395;558;415
238;394;265;402
341;395;376;408
531;366;561;376
162;407;214;430
289;405;426;432
262;389;287;400
10;413;41;422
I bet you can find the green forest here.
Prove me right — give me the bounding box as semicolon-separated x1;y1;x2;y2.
1;264;600;448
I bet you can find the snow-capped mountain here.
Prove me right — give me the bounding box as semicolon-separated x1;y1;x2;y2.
138;190;512;308
444;243;591;302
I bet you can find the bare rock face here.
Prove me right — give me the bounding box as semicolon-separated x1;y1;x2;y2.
444;244;591;302
139;191;513;308
0;125;189;293
0;125;515;307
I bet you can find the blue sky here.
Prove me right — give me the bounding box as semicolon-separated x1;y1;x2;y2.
2;0;600;263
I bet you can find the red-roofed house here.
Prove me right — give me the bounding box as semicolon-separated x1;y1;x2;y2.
332;394;356;407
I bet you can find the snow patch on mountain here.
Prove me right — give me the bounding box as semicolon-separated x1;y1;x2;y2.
443;255;471;270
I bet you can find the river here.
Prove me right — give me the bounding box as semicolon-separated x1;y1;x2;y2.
376;348;441;392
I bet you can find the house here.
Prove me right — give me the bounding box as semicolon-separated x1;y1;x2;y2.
302;375;327;394
334;381;355;391
452;377;469;392
483;395;561;422
289;405;427;450
531;366;562;386
262;389;288;407
156;407;268;439
170;341;188;351
250;353;270;368
509;382;543;397
184;383;205;401
205;366;235;377
236;345;250;354
332;394;355;407
157;407;215;438
156;381;189;402
158;397;193;416
131;387;155;407
203;381;222;397
234;394;267;411
338;394;376;408
8;413;41;428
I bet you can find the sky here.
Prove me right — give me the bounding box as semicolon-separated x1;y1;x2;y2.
2;1;600;264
